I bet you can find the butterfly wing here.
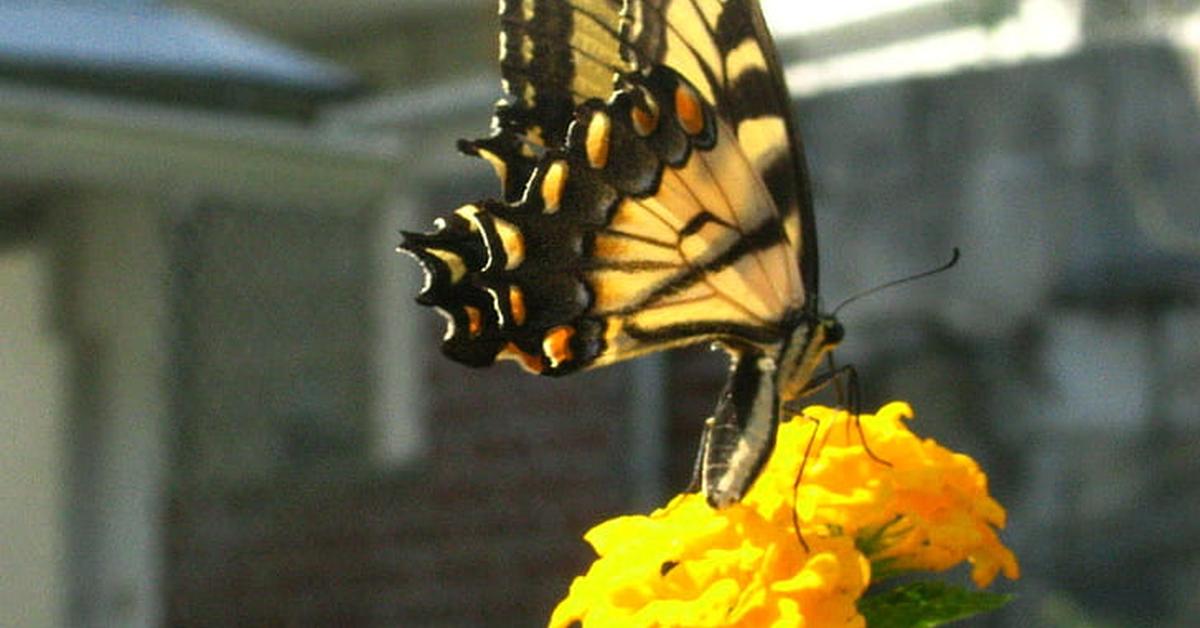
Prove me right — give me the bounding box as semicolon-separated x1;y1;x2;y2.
462;0;817;297
622;0;818;294
401;0;831;509
402;63;803;375
402;0;812;376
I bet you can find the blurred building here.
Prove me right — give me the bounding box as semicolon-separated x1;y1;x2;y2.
1;0;1198;626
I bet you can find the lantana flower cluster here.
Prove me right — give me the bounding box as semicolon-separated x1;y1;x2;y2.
550;403;1019;627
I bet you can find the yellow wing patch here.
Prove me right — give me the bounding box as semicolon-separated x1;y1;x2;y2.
603;197;681;247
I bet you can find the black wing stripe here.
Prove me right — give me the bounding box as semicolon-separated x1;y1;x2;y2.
638;291;718;312
723;66;780;122
711;0;754;53
657;6;724;104
599;103;798;315
622;194;693;238
679;211;731;237
641;218;788;307
587;258;683;271
623;319;779;345
634;0;765;124
637;287;768;327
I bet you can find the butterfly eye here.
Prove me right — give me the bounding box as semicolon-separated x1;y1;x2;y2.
826;320;845;343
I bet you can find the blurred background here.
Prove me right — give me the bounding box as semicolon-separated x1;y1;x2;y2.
1;0;1197;626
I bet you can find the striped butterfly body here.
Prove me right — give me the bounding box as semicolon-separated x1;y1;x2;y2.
400;0;844;508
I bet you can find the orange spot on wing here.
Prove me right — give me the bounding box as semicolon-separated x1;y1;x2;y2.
508;284;527;326
464;305;483;337
631;89;660;137
497;342;544;374
541;160;568;214
586;112;611;169
542;325;576;369
675;83;704;136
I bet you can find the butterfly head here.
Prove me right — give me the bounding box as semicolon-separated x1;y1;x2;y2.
774;311;844;402
801;313;844;368
817;314;844;346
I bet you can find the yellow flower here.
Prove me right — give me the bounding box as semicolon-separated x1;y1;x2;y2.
780;403;1020;588
549;403;1019;627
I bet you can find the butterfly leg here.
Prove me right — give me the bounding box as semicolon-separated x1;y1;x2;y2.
699;352;780;508
790;412;823;553
684;417;714;495
782;364;884;552
784;360;890;467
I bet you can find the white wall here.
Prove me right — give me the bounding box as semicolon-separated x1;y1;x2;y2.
0;245;67;628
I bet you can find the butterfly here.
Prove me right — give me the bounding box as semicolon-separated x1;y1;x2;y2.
399;0;847;508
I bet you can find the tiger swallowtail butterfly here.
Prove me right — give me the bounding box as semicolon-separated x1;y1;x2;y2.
399;0;845;508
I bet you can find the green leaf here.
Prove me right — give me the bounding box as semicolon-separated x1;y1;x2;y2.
859;581;1012;628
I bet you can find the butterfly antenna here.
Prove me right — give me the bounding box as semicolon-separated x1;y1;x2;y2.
831;248;961;317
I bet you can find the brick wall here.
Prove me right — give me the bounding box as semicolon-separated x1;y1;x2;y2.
167;292;641;625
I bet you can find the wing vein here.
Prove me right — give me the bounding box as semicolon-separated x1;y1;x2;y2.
692;141;791;307
599;227;677;249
